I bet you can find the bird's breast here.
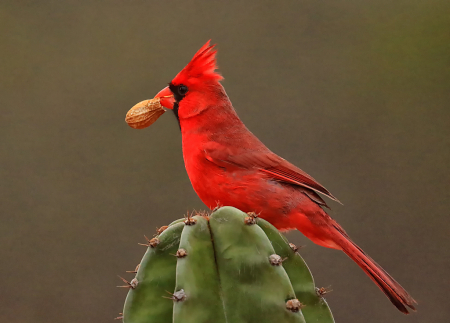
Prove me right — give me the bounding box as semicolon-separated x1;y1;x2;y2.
182;138;302;215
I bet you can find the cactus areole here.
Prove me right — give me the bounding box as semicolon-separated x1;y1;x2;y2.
120;207;334;323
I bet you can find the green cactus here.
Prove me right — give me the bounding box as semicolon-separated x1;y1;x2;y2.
120;207;334;323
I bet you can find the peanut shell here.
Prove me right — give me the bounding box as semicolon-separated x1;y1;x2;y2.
125;98;165;129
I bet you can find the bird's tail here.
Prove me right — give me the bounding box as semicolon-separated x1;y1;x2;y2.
333;224;417;314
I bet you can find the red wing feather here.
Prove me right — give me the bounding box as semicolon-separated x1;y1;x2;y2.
203;143;340;204
260;163;341;204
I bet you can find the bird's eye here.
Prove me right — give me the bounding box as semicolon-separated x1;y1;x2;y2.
178;85;188;96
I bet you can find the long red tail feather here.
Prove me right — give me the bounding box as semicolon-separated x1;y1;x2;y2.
334;226;417;314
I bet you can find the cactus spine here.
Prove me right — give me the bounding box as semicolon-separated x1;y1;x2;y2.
120;207;334;323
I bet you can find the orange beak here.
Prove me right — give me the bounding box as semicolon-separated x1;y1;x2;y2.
154;86;175;110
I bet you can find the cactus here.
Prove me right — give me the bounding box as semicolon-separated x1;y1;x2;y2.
119;207;334;323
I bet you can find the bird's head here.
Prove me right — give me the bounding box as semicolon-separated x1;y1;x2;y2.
154;40;223;120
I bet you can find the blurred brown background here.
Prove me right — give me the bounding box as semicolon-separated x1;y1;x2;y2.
1;1;449;322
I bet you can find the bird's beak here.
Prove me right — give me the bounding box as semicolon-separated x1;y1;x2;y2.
154;86;175;110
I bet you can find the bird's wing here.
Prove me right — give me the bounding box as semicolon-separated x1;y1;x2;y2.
203;142;341;206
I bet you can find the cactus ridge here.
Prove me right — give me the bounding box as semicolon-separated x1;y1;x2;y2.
121;207;334;323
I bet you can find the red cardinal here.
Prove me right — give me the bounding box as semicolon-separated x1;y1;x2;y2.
153;41;416;313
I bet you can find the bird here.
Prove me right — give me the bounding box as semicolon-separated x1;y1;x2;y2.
151;41;416;314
